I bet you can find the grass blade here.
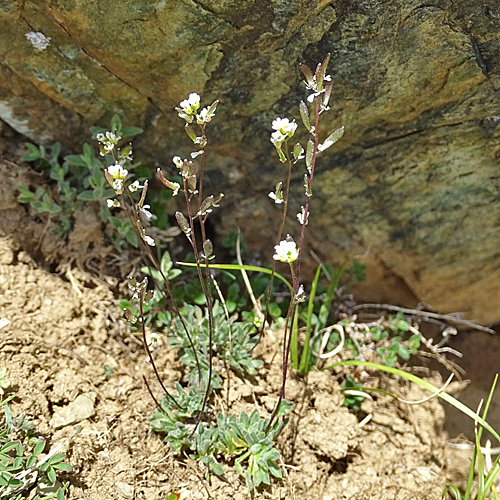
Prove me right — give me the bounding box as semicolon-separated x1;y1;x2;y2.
298;265;321;372
323;360;500;443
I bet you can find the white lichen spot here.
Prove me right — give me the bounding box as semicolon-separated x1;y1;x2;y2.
25;32;51;51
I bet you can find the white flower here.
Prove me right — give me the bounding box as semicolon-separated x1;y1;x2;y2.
268;192;283;204
105;131;118;141
144;235;155;247
147;331;162;348
272;117;297;136
270;130;285;147
129;180;142;192
179;92;200;114
273;237;299;264
188;92;200;107
139;204;154;220
112;179;124;194
270;118;297;151
295;284;306;303
107;164;128;179
173;156;183;167
196;107;209;123
107;199;120;208
297;206;309;225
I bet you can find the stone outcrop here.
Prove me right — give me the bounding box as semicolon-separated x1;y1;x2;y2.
1;1;499;324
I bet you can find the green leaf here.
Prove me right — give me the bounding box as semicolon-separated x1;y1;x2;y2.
111;114;122;133
17;186;36;204
6;477;23;488
299;101;311;132
267;459;282;478
276;399;293;418
121;126;143;138
50;203;62;215
48;454;66;464
125;230;138;248
305;139;314;171
64;154;88;167
51;142;62;160
77;190;97;201
22;143;43;162
33;440;45;457
209;461;225;476
52;462;72;471
57;489;65;500
0;441;19;454
46;465;56;484
318;126;344;152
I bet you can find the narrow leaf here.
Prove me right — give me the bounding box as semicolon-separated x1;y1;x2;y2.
305;139;314;171
318;126;345;152
299;101;311;132
299;63;314;86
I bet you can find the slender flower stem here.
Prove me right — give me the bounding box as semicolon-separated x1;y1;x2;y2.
139;300;181;409
267;264;297;431
261;149;293;335
296;96;320;275
122;186;202;385
183;180;215;426
267;96;321;432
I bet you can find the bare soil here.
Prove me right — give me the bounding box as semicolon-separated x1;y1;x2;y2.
0;124;471;499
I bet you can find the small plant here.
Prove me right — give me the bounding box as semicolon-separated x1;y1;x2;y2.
0;371;72;500
150;398;291;491
333;313;422;368
341;376;366;411
96;54;343;490
18;115;177;253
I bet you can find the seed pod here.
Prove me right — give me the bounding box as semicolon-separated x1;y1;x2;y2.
175;211;191;236
203;239;213;259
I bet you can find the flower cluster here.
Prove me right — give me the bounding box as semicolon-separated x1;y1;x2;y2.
96;131;121;156
105;164;128;194
177;93;201;122
273;237;299;264
270;117;298;149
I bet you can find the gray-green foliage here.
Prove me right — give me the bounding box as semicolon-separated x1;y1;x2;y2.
150;393;291;491
167;302;263;388
18;115;142;249
147;301;286;490
0;371;71;500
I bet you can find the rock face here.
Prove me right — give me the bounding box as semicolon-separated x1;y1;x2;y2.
1;1;500;324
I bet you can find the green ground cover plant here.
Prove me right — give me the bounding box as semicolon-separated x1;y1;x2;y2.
17;116;176;253
0;369;72;500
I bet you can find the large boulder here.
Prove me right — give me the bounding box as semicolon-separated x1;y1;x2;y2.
1;0;499;324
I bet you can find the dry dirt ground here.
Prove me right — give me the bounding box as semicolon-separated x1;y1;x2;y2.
0;123;478;500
